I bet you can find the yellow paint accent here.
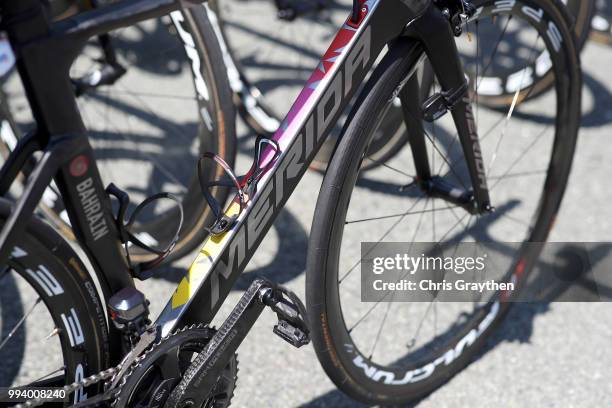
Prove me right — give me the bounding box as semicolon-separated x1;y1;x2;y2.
170;200;243;309
172;277;190;309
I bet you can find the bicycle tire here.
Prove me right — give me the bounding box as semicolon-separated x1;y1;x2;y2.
306;0;581;404
0;5;237;264
0;199;110;406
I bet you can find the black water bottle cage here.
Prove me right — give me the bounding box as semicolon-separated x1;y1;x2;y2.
199;135;281;236
106;183;184;280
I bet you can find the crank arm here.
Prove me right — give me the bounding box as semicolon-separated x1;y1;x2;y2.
165;278;310;407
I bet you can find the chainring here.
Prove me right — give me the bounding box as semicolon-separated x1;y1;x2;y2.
111;324;237;408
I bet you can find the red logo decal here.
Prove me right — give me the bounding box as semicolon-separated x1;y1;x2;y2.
69;155;89;177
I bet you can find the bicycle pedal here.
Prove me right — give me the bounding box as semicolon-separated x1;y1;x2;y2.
273;318;309;348
262;286;310;348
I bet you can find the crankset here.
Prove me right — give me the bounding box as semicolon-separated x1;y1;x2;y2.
66;279;307;408
111;325;237;408
163;279;310;408
106;279;307;408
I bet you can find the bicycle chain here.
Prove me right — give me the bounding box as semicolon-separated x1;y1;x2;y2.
109;352;151;408
13;324;236;408
14;326;160;408
14;365;121;408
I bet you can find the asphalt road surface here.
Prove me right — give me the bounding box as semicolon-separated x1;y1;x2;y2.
3;7;612;408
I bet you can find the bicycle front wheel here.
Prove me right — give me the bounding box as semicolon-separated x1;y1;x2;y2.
306;0;581;405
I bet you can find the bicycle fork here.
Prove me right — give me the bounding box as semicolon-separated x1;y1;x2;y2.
401;1;492;214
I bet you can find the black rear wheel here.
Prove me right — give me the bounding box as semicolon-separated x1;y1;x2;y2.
307;0;581;404
0;200;109;406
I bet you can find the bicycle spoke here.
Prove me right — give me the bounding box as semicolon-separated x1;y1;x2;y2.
0;297;42;351
347;198;431;331
338;197;425;284
496;211;532;230
490;125;551;192
432;209;471;245
432;194;436;242
100;90;197;101
423;128;468;189
368;300;393;360
84;90;189;194
116;82;199;146
368;159;415;180
30;370;66;387
407;301;434;349
345;205;460;226
488;169;547;181
476;15;512;92
44;327;61;340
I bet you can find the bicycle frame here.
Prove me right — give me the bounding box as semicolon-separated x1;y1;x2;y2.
0;0;491;365
154;0;492;336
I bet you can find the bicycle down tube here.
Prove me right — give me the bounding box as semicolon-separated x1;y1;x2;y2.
158;0;489;335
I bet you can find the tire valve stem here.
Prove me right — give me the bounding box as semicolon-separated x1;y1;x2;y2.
45;327;61;340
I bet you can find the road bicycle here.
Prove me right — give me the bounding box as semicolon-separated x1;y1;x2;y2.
0;0;237;263
207;0;591;171
0;0;581;407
